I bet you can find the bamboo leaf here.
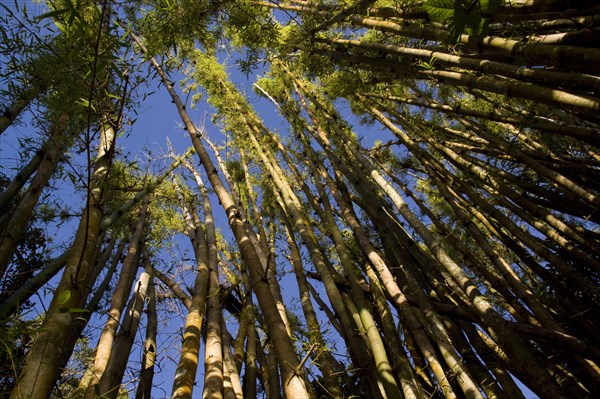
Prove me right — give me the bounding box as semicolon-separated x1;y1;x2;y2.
424;0;455;21
57;290;71;305
35;8;70;21
58;307;88;313
480;0;502;14
66;172;78;186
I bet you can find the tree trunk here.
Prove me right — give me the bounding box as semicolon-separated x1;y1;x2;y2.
98;270;151;399
0;77;47;135
135;257;157;399
83;199;148;398
221;315;244;399
279;203;344;398
9;119;116;399
132;36;311;399
170;209;210;399
202;182;224;399
0;118;72;276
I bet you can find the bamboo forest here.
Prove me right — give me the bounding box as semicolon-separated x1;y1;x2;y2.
1;0;600;398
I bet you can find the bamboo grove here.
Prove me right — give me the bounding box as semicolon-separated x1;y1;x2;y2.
1;0;599;398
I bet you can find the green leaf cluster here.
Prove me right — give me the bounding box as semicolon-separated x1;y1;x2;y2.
424;0;501;42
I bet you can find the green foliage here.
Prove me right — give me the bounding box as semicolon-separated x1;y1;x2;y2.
48;336;96;399
134;0;280;71
226;160;245;184
146;178;187;247
0;317;41;398
187;51;262;143
133;0;213;56
415;177;454;225
224;0;281;73
424;0;456;21
94;159;186;247
0;2;50;121
424;0;501;42
100;160;145;231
